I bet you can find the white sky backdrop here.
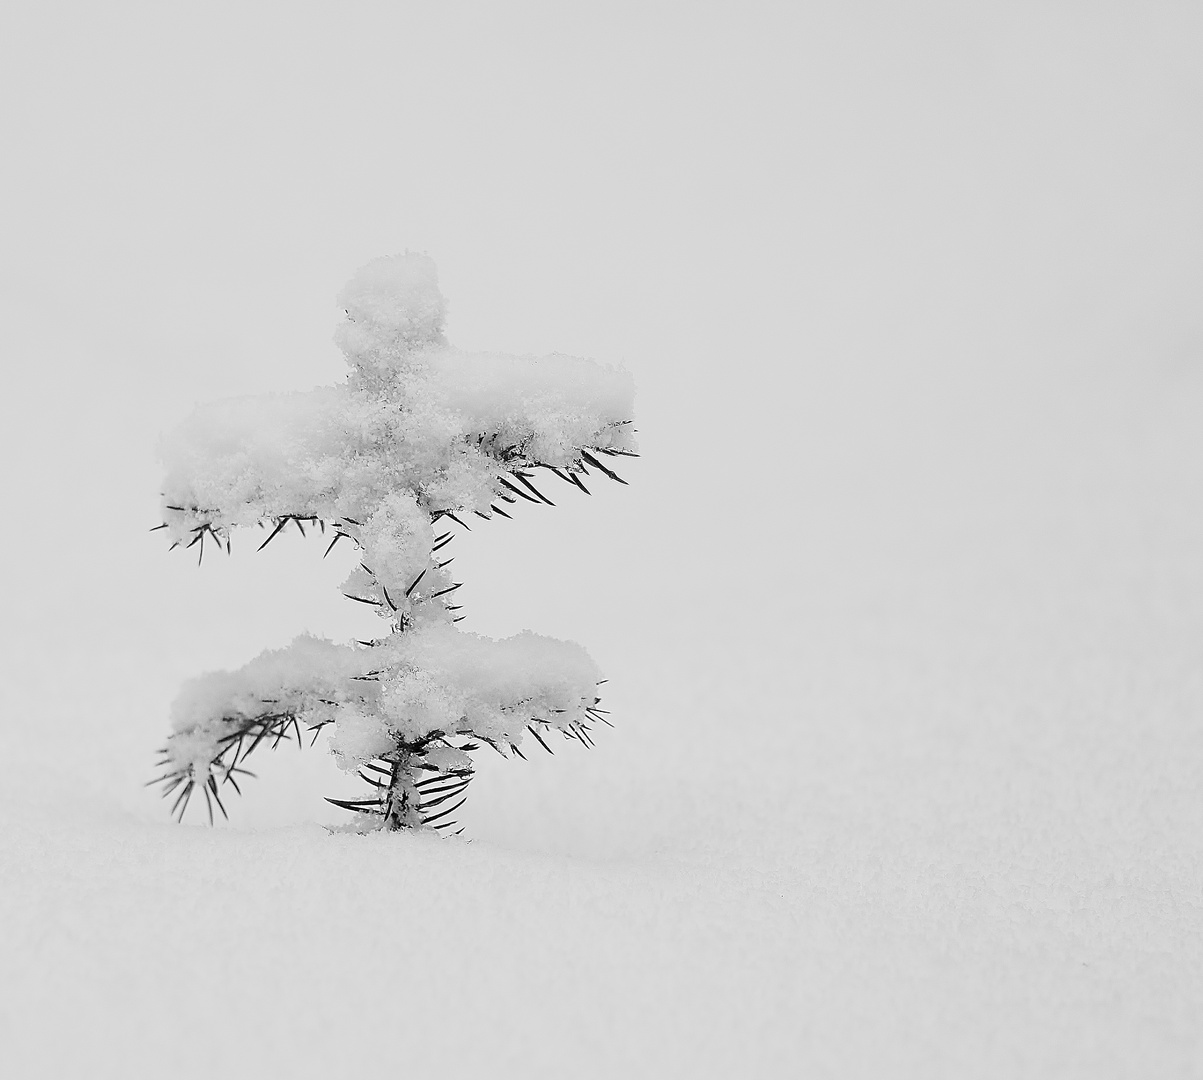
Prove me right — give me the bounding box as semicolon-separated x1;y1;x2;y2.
2;2;1202;1077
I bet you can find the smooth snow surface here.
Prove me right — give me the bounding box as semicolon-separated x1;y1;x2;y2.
2;3;1202;1078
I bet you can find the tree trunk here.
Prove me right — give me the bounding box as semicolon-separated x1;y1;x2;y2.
382;749;424;830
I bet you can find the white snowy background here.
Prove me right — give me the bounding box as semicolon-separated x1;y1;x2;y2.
2;2;1202;1077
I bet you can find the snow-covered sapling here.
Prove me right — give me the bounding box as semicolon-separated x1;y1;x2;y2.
151;255;635;830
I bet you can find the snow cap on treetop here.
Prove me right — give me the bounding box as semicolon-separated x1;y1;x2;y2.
335;253;447;369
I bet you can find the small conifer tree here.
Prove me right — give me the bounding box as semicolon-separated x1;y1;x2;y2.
151;255;635;831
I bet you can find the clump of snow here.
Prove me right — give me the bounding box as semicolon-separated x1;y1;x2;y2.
170;634;364;733
326;707;396;773
399;625;604;718
334;253;448;375
338;490;452;624
426;349;637;467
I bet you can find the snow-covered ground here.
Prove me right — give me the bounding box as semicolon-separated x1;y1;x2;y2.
2;3;1201;1077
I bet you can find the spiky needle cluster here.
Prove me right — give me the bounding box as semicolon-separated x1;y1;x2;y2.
151;255;634;831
